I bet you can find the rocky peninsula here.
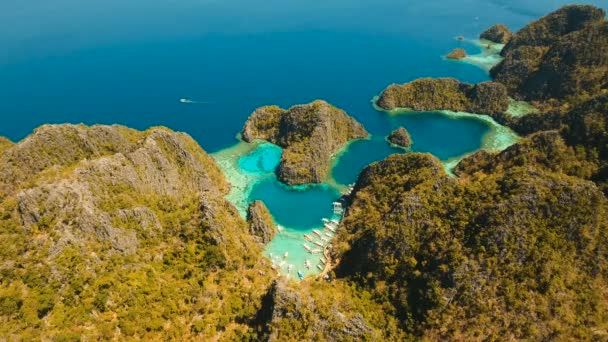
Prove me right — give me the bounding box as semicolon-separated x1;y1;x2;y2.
242;100;368;185
480;24;512;44
376;78;509;116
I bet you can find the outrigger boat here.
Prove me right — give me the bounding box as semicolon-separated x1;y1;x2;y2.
312;230;323;237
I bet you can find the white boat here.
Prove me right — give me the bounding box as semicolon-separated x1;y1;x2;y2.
303;244;312;252
331;219;340;225
321;237;329;243
284;252;289;258
311;248;322;254
320;258;326;264
322;218;329;223
277;225;284;232
313;241;324;247
304;234;313;241
312;230;323;237
304;260;311;269
324;223;336;232
180;98;192;103
316;264;324;270
324;232;333;238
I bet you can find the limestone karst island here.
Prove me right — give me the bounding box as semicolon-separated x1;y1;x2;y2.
1;2;607;340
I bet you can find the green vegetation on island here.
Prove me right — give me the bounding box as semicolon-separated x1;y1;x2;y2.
387;127;413;148
377;78;510;116
446;48;467;60
247;200;276;244
242;100;368;185
0;124;275;340
491;5;608;103
480;24;512;44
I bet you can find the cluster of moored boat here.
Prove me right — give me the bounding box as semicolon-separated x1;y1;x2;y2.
270;201;345;280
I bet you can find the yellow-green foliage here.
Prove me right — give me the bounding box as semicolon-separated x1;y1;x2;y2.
242;100;368;185
0;137;13;156
336;151;608;340
256;279;409;341
492;5;608;102
377;78;510;116
0;124;273;340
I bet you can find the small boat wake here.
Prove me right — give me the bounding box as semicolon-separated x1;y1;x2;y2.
180;98;213;104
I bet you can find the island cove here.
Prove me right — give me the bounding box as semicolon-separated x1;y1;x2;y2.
213;96;521;279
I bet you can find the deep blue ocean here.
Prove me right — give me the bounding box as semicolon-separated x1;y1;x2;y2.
2;0;607;277
2;0;606;151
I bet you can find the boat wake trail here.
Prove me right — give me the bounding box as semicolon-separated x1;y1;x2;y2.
180;98;213;104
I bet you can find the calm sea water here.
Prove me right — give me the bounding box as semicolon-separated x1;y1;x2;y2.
2;0;606;151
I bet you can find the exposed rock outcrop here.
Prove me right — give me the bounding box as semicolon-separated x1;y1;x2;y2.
377;78;509;116
247;200;276;244
2;125;233;257
337;152;608;340
242;100;368;185
480;24;512;44
0;124;274;340
491;5;608;102
446;48;467;60
253;280;396;341
387;127;413;148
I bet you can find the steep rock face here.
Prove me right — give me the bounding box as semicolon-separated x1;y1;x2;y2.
247;200;275;244
242;100;368;185
10;126;229;256
491;5;608;101
387;127;413;147
0;124;273;339
336;152;608;340
480;24;512;43
377;78;509;116
446;48;467;60
253;280;405;341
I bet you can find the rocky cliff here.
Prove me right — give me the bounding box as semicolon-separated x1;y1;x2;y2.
252;280;405;341
247;200;276;244
480;24;512;44
242;100;368;185
335;152;608;340
491;5;608;102
376;78;510;116
0;124;273;340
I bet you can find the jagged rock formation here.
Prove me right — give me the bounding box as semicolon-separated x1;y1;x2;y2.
480;24;512;44
491;5;608;102
336;152;608;340
0;124;273;339
377;78;509;116
387;127;413;148
446;48;467;60
252;280;405;341
247;200;276;244
242;100;368;185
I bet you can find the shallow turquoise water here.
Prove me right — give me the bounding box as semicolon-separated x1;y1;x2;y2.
249;179;340;229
